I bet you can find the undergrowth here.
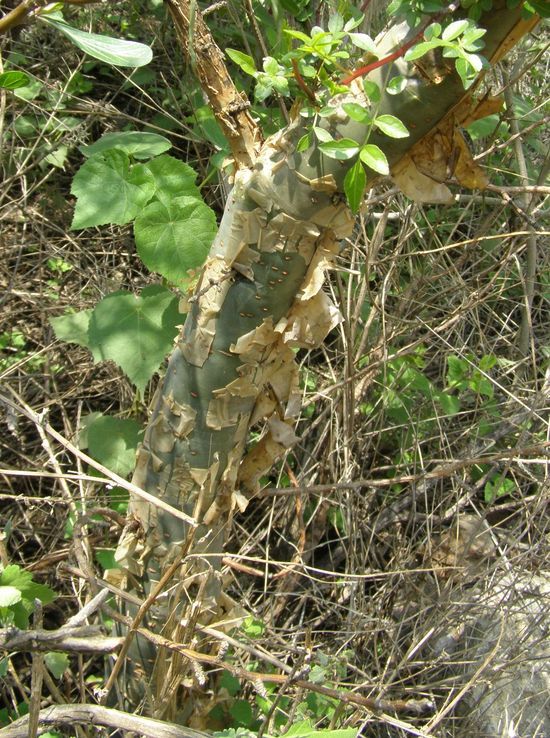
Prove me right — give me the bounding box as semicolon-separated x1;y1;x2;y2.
0;1;548;737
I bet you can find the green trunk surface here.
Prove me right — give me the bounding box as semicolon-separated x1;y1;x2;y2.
113;1;532;709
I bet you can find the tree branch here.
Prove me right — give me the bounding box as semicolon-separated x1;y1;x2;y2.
0;625;123;654
0;705;210;738
165;0;261;168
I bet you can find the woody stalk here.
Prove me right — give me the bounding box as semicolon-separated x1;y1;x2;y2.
111;0;539;714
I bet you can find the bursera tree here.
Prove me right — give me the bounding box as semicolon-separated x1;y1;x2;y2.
0;0;547;735
103;0;544;720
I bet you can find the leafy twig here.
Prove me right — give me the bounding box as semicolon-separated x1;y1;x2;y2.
341;3;457;85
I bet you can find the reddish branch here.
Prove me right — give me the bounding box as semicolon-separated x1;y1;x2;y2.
341;3;457;86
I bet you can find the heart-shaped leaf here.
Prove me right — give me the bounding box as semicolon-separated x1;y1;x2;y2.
88;285;181;393
134;196;217;281
71;149;155;228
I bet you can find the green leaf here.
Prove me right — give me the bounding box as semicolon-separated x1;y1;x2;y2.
95;548;119;571
464;52;484;72
484;477;515;504
424;22;442;41
455;57;475;87
0;71;30;90
44;145;69;169
404;40;440;61
80;131;171;160
297;132;311;152
13;115;38;137
342;102;371;124
319;138;360;160
88;285;181;393
442;19;470;41
362;79;380;103
466;113;504;140
71;150;155;229
0;564;32;590
134;196;217;281
446;355;468;387
308;664;328;684
462;27;486;49
254;80;273;101
44;652;69;680
479;354;497;372
328;13;344;33
263;56;280;75
242;615;265;638
226;48;257;76
436;392;460;416
50;309;92;350
359;144;389;174
284;28;312;44
142;155;201;206
192;105;228;150
344;159;366;213
19;580;56;605
40;16;152;67
219;670;241;697
313;126;333;143
0;565;55;606
348;33;377;53
374;114;409;138
87;416;141;476
0;586;22;607
78;412;103;450
523;0;550;16
13;77;42;100
386;74;407;95
230;700;253;727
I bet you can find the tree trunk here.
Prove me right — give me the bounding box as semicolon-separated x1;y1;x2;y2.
112;1;539;716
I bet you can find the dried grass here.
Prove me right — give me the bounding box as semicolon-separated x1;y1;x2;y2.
1;5;549;737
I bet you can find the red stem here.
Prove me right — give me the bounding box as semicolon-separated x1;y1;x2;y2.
341;3;457;86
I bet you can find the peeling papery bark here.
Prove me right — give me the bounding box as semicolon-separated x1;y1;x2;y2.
112;1;538;709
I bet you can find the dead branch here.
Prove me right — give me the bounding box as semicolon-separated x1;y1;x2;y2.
0;625;123;654
0;704;210;738
165;0;261;168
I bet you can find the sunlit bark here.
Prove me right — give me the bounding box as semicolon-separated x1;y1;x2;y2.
113;1;538;712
